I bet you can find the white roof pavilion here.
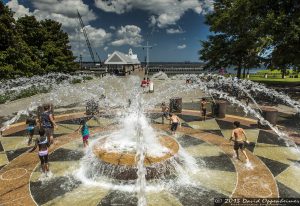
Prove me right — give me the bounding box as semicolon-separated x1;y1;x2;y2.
105;48;140;65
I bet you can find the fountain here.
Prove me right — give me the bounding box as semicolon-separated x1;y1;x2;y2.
0;72;300;205
92;135;179;180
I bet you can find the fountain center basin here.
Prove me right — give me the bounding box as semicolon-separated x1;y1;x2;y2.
92;135;179;180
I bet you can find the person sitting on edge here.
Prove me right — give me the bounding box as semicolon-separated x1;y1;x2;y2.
41;104;57;145
29;128;50;174
161;102;169;124
200;98;208;121
75;119;90;148
26;112;36;145
169;113;181;135
229;121;249;161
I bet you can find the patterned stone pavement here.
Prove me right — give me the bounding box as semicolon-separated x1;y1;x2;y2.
0;110;299;206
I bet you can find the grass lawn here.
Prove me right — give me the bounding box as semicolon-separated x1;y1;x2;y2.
247;77;300;85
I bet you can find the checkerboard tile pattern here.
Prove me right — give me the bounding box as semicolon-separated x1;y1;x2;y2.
1;112;300;203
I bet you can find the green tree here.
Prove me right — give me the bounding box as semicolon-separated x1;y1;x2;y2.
199;34;231;71
0;1;78;79
0;2;15;51
199;0;300;79
199;0;261;78
252;0;300;78
40;19;77;73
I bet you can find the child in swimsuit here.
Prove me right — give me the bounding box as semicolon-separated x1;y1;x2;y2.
169;113;181;135
29;128;50;174
76;119;90;148
229;121;249;161
26;113;36;145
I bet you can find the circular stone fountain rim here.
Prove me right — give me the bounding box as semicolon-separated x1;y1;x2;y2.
93;135;179;167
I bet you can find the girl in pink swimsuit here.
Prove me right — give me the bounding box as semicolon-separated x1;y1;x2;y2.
29;128;50;173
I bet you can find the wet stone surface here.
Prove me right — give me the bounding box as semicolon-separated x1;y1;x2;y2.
257;130;287;147
196;153;235;173
50;148;84;162
30;175;81;205
177;135;205;147
169;185;227;206
258;156;289;177
98;190;138;206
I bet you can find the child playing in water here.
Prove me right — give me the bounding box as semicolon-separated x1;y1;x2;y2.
229;121;249;161
75;119;90;148
26;113;36;145
169;113;181;135
29;128;50;174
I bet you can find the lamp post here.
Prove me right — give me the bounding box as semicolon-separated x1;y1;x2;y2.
142;41;152;76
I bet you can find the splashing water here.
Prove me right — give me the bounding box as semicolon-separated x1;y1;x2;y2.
244;160;254;170
1;71;300;205
136;101;147;206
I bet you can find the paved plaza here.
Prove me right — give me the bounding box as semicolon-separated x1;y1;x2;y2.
0;106;299;205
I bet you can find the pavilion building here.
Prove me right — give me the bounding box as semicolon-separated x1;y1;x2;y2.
104;48;141;75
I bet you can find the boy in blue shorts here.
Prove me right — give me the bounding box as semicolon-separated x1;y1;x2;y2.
26;113;36;145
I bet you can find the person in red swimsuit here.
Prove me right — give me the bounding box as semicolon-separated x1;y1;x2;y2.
141;77;147;87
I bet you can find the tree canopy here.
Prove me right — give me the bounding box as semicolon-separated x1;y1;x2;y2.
0;2;77;79
199;0;300;78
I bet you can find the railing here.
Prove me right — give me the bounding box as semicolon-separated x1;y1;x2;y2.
148;67;204;74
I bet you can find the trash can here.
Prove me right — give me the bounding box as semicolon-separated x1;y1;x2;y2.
258;107;278;129
211;103;219;117
169;97;182;113
211;100;226;118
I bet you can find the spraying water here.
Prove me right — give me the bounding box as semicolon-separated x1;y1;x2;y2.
2;71;300;205
136;101;147;206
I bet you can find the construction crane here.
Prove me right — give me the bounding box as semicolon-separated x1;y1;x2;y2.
77;10;96;65
95;52;102;66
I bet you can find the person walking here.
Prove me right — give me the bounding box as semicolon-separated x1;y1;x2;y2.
40;104;57;145
229;121;249;161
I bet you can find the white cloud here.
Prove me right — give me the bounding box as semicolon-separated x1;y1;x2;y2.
166;27;185;34
177;44;186;49
6;0;31;19
109;26;116;30
6;0;112;61
31;0;96;20
104;46;109;51
69;25;112;47
70;25;112;61
7;0;96;29
94;0;214;28
85;25;112;46
111;25;143;47
149;15;156;27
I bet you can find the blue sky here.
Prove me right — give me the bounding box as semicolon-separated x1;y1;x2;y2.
5;0;213;62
